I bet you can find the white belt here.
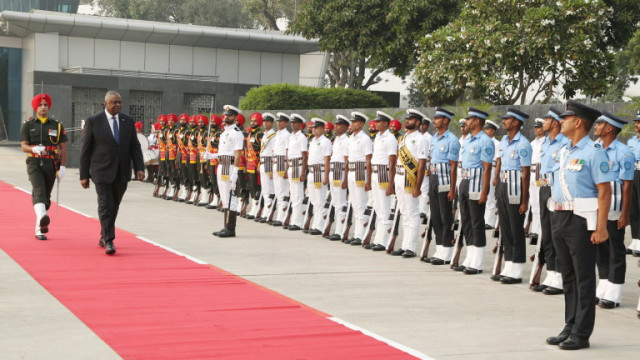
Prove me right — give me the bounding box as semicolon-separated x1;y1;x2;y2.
636;161;640;171
548;200;575;211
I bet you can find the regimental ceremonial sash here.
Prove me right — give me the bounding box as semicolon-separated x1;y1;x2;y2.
179;130;188;164
167;128;178;160
330;162;344;186
288;158;303;182
158;136;166;161
247;134;260;174
398;136;419;193
309;164;324;188
274;155;287;177
189;134;198;164
260;132;276;175
219;155;234;181
372;164;389;190
348;161;366;188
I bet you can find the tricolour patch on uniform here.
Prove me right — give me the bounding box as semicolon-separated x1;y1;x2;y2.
520;148;528;157
600;162;610;173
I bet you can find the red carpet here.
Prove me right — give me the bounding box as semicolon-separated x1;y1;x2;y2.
0;181;418;359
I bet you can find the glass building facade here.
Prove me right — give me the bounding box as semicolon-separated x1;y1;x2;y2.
0;0;79;13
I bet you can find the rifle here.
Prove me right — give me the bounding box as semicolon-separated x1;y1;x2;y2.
419;215;433;261
322;205;335;237
341;203;353;242
449;210;464;268
266;195;277;223
386;207;401;254
255;192;265;220
491;216;503;277
362;210;376;246
302;198;313;232
528;231;544;288
283;196;293;228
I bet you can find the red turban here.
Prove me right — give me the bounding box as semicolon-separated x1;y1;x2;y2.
196;114;208;126
135;121;143;130
178;113;189;121
167;113;178;122
250;112;263;127
153;122;162;131
211;114;222;127
324;122;334;131
237;114;246;126
32;93;52;112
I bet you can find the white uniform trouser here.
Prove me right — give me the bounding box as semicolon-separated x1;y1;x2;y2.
395;172;421;252
216;166;238;211
419;172;430;216
371;174;392;247
273;168;289;222
485;167;497;227
330;172;348;236
259;160;275;215
525;175;541;235
288;165;305;227
309;172;328;231
347;170;369;240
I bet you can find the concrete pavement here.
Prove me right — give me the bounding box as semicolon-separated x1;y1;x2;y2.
1;145;638;359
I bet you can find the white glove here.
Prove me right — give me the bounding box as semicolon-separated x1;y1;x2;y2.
32;145;45;156
57;166;66;181
206;152;218;161
229;166;238;190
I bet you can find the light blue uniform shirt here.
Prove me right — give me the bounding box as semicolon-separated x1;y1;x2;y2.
551;136;616;202
499;131;532;170
601;139;635;183
627;135;640;162
540;133;570;175
430;130;460;164
461;132;495;168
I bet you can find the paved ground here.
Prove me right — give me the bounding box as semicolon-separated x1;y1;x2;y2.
1;144;638;359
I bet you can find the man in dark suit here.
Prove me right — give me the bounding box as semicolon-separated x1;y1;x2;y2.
80;91;145;255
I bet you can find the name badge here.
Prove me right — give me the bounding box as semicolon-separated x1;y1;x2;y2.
48;129;57;137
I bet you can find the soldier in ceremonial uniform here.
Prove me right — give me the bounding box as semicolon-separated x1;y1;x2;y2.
344;112;373;244
390;110;427;257
285;114;309;231
533;107;568;295
593;112;634;309
163;113;180;199
545;100;613;350
210;105;245;238
361;111;397;249
191;114;209;205
419;117;432;219
390;119;402;140
270;113;291;226
186;115;201;203
205;115;223;209
307;118;332;235
368;120;378;140
256;113;276;222
427;107;460;263
456;108;494;274
175;113;190;201
492;107;532;284
526;119;545;240
327;115;351;240
628;113;640;256
154;114;167;197
245;113;264;219
20;94;67;240
324;121;336;142
483;120;501;228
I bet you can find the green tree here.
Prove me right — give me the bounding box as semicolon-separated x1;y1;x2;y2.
414;0;615;106
289;0;462;90
240;0;297;30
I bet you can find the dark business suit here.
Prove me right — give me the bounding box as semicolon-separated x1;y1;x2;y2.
80;111;144;242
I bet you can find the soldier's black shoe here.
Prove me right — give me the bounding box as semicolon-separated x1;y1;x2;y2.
283;225;289;230
491;274;504;281
205;204;215;209
344;238;355;244
453;265;466;272
39;214;50;234
546;330;571;345
500;276;522;284
99;238;105;247
484;224;494;230
559;336;589;350
543;287;563;295
212;229;224;236
598;299;619;309
633;250;640;257
421;256;435;263
328;234;342;241
258;217;267;223
390;249;404;256
371;244;386;251
363;243;373;249
530;284;547;292
288;225;301;231
626;248;632;254
402;250;416;258
430;258;450;265
35;234;47;240
105;241;116;255
217;229;236;238
350;239;362;246
309;229;322;235
246;215;255;220
302;229;310;234
463;268;482;275
270;221;283;227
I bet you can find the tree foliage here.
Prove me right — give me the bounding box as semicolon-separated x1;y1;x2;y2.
288;0;462;90
414;0;615;106
240;0;296;30
239;84;388;110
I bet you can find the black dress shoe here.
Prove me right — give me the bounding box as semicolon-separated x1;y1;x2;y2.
99;238;105;247
371;244;386;251
633;250;640;257
344;238;354;244
283;225;289;230
35;234;47;240
501;276;523;284
453;265;466;272
402;250;416;258
421;256;435;263
559;336;590;350
328;234;342;241
546;330;571;345
484;224;494;230
542;287;563;295
430;258;450;265
530;284;547;292
205;204;215;209
463;268;482;275
309;229;322;235
626;248;632;255
491;274;504;281
390;249;404;256
598;299;619;309
271;221;283;227
105;241;116;255
363;243;373;249
40;214;50;233
217;229;236;238
258;218;267;223
288;225;301;231
246;215;255;220
350;239;362;246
